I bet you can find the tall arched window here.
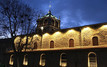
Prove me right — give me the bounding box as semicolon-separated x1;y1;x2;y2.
60;53;67;67
39;53;46;66
88;52;97;67
23;54;28;65
50;41;54;48
9;54;14;65
69;39;74;47
92;37;98;46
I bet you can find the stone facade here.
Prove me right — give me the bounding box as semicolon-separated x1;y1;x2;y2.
14;23;107;50
6;10;107;67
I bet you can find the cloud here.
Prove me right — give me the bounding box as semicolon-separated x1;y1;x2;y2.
23;0;107;29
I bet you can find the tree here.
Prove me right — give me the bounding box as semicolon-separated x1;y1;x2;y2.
0;0;44;67
0;0;43;52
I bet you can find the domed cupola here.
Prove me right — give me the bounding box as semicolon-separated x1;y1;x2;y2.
36;10;60;34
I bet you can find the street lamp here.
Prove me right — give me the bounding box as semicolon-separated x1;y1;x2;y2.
40;26;44;48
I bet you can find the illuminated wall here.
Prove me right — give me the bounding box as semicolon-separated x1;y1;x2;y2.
42;29;80;48
81;24;107;46
14;34;41;50
14;24;107;50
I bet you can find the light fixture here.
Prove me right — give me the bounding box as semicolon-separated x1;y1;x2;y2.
103;25;107;27
83;27;90;30
68;29;74;32
40;27;44;31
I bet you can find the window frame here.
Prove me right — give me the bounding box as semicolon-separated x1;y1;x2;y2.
60;53;67;67
92;36;98;46
88;52;97;67
23;54;28;65
39;53;46;66
69;39;74;47
9;54;14;65
50;40;54;48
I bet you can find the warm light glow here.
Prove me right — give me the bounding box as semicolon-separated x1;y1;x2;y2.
23;55;28;65
34;34;38;37
43;33;49;36
9;55;14;65
100;24;107;29
14;37;21;44
60;53;67;67
40;26;44;30
83;27;90;30
103;25;107;27
88;52;97;67
68;29;74;32
24;36;27;39
39;54;45;66
54;31;61;35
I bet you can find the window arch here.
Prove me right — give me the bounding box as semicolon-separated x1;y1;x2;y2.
88;52;97;67
50;41;54;48
9;54;14;65
60;53;67;67
39;53;46;66
92;37;98;46
23;54;28;65
69;39;74;47
55;22;58;27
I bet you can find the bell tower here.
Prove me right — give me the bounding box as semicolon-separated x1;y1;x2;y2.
36;10;60;34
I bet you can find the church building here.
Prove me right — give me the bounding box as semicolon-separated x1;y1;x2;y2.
7;10;107;67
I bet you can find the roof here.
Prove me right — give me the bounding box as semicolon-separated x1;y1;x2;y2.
15;22;107;37
40;10;59;20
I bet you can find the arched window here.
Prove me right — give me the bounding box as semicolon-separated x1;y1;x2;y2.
23;54;28;65
56;22;58;27
44;20;48;25
39;53;46;66
34;42;37;49
88;52;97;67
92;37;98;46
69;39;74;47
9;54;14;65
60;53;67;67
50;41;54;48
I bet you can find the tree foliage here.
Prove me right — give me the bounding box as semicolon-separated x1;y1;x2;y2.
0;0;42;38
0;0;44;52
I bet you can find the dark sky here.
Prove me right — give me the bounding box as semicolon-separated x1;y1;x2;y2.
23;0;107;29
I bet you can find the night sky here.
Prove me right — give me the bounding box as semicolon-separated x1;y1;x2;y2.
23;0;107;29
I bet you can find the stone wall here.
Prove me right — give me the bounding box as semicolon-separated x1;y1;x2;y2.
14;23;107;50
81;24;107;46
42;29;80;48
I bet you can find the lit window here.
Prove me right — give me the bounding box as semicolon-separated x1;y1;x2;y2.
39;53;46;66
88;52;97;67
69;39;74;47
60;53;67;67
9;54;14;65
92;37;98;46
50;41;54;48
23;54;28;65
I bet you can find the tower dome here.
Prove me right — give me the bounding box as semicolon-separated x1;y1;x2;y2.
36;10;60;34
